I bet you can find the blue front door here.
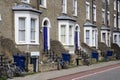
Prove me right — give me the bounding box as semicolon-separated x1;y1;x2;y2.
75;31;78;50
43;27;48;52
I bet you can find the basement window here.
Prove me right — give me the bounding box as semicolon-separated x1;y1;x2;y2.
0;14;2;21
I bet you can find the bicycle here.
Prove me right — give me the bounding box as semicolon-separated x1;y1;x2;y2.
81;53;90;66
0;62;14;79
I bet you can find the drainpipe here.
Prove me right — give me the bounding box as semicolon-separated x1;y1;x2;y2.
37;0;39;10
92;0;94;24
92;0;95;24
105;0;108;27
116;0;118;30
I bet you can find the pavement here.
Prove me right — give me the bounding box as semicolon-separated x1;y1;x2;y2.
8;60;120;80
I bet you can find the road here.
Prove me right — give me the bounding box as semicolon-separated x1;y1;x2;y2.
74;66;120;80
51;63;120;80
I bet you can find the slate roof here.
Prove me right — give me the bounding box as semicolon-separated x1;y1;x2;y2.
57;14;76;22
101;25;110;31
83;21;96;27
12;3;41;13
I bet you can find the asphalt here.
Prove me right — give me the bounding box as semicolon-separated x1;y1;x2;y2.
8;60;120;80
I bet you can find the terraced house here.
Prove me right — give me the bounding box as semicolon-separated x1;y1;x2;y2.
38;0;120;54
0;0;120;71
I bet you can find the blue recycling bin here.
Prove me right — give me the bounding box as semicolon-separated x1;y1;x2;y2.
107;51;113;56
91;52;98;61
13;55;26;70
62;53;70;63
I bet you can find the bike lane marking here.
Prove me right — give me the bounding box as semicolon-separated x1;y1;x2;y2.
72;65;120;80
50;63;120;80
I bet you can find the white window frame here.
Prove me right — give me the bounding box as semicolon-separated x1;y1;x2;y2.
73;0;77;16
58;21;74;45
62;0;67;14
30;18;36;42
107;11;110;25
69;25;74;45
101;31;111;47
119;16;120;28
18;17;26;42
119;35;120;46
114;0;116;10
93;5;96;21
86;30;90;45
114;35;117;43
107;0;110;5
14;11;39;45
60;25;66;44
114;14;116;27
86;1;90;20
102;9;105;24
118;1;120;12
0;14;2;21
21;0;30;3
40;0;47;8
92;30;95;46
75;24;80;49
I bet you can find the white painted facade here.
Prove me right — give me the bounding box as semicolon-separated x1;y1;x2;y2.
113;32;120;47
14;11;40;45
84;26;98;48
58;20;80;54
101;30;111;47
42;17;51;50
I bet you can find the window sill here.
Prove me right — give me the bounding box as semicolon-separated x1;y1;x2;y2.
73;14;78;18
21;1;30;4
39;5;47;9
16;43;40;45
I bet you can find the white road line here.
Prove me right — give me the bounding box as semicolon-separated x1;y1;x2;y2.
72;66;120;80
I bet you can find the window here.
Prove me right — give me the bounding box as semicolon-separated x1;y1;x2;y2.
102;33;106;42
119;16;120;28
102;9;105;24
93;5;96;21
86;2;90;20
114;0;116;10
21;0;30;3
0;14;1;21
61;25;66;44
119;35;120;43
118;1;120;12
114;35;117;43
69;25;73;44
62;0;67;14
102;0;105;8
15;14;39;44
40;0;46;8
73;0;77;16
107;33;110;46
107;0;110;5
92;30;95;46
86;30;90;45
114;14;116;27
107;12;110;25
18;18;26;42
31;19;36;42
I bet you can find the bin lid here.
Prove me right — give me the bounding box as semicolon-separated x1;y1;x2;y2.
31;52;40;56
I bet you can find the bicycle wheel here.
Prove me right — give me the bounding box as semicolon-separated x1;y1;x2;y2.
15;66;23;76
7;69;14;79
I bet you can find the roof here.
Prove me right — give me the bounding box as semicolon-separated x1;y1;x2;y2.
83;21;96;27
12;3;41;13
101;25;110;31
57;14;76;22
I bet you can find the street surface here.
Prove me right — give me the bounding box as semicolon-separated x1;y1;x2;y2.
73;66;120;80
51;63;120;80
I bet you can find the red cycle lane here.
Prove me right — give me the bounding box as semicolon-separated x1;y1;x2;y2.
49;63;120;80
